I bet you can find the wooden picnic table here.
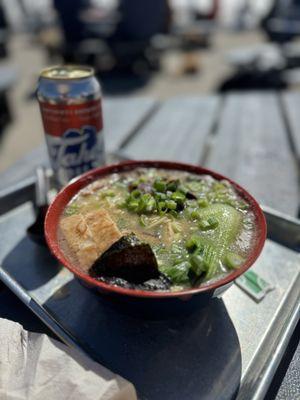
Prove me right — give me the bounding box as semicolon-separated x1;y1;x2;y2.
0;91;299;399
1;91;300;216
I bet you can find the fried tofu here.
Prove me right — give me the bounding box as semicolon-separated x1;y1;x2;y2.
84;209;122;255
60;209;122;270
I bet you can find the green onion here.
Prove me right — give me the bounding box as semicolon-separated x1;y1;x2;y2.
155;192;167;201
130;179;140;189
198;216;219;231
198;198;209;208
167;180;179;192
171;191;186;203
237;201;249;210
127;199;139;212
185;235;203;252
190;254;206;276
101;190;116;198
137;194;155;214
178;184;189;195
213;182;226;192
153;179;167;192
166;199;177;210
186;181;204;193
146;197;156;213
131;189;141;199
65;203;79;216
139;214;148;227
169;210;178;218
224;252;244;269
158;201;167;213
191;209;201;220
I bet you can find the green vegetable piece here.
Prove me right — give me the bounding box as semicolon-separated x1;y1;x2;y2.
136;193;155;214
203;245;219;280
155;192;167;201
198;198;209;208
185;238;196;252
153;180;167;192
171;191;186;203
131;189;141;199
199;203;241;239
158;201;167;213
129;180;139;189
127;199;139;212
139;215;148;227
146;196;156;213
101;190;116;198
185;204;243;280
186;181;204;194
160;261;191;284
169;243;189;265
237;201;249;211
169;210;178;218
213;182;226;192
178;184;189;195
190;254;207;276
198;216;219;231
185;235;203;252
65;203;79;216
166;180;179;192
224;252;244;270
166;200;177;210
191;209;201;220
198;219;211;231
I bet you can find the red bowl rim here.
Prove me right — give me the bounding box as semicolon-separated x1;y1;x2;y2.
45;160;267;299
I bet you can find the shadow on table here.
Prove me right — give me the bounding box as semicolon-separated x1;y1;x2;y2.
0;287;54;336
2;236;61;291
44;279;242;400
2;237;242;399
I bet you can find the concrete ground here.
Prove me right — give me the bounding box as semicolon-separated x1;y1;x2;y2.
0;29;266;173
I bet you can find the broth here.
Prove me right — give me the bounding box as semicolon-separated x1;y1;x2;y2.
59;168;256;291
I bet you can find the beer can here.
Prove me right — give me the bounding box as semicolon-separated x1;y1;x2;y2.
37;65;105;187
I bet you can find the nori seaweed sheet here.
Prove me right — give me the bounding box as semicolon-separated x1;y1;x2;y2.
95;274;171;291
89;234;161;284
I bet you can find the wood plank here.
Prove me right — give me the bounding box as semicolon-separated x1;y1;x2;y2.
122;96;220;163
0;97;157;192
206;92;299;215
281;91;300;162
103;97;157;153
0;145;48;192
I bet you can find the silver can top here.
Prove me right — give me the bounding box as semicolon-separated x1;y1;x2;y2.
40;65;94;80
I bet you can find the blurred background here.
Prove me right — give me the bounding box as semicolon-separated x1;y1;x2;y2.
1;0;300;172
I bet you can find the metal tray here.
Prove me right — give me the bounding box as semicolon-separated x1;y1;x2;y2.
0;189;299;400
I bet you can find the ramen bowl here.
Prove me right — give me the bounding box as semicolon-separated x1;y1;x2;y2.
45;160;267;316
